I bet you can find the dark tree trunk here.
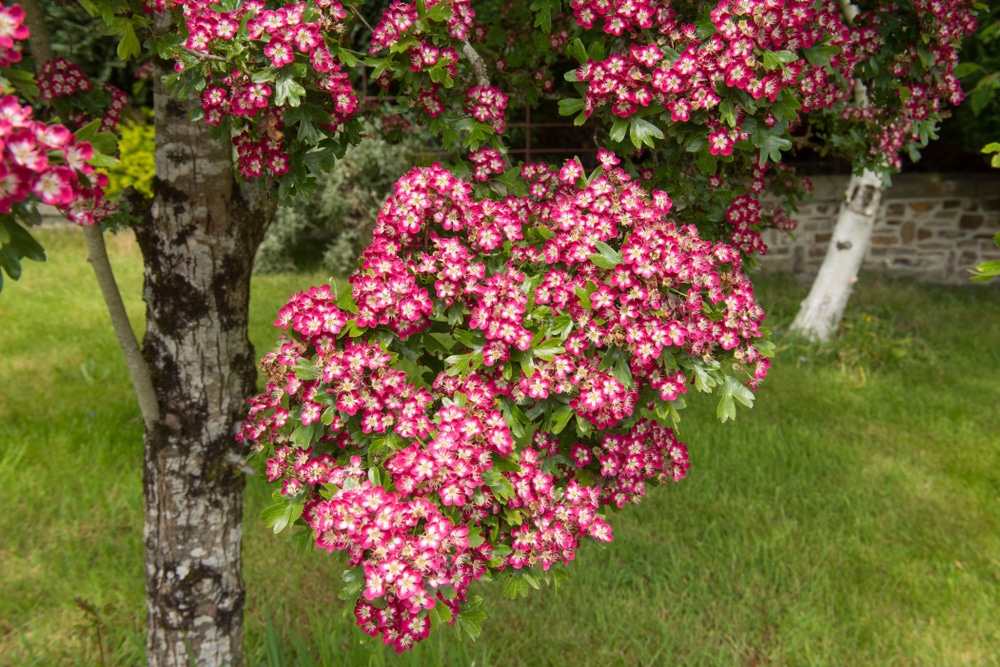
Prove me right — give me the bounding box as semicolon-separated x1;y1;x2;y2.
133;62;275;667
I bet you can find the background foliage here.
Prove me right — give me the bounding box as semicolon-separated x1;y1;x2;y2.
255;119;429;275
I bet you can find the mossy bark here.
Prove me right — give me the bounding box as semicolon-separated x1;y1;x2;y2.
132;60;275;667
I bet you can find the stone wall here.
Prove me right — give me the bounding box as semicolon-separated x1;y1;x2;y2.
758;173;1000;284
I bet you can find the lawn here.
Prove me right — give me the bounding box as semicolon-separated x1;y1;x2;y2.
1;227;998;666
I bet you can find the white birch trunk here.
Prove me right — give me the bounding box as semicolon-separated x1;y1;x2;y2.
789;169;883;342
133;56;275;667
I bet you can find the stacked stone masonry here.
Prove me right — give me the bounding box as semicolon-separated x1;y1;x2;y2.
759;173;1000;284
38;174;998;284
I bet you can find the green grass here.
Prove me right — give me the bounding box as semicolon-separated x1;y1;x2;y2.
1;227;999;666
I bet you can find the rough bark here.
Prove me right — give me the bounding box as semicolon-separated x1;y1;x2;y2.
132;60;275;667
789;168;883;342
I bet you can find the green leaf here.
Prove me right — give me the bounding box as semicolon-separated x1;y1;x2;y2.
694;19;715;40
453;596;487;641
497;167;529;197
719;98;738;128
293;359;320;380
762;50;796;70
717;375;755;423
429;600;454;627
500;399;529;439
568;37;588;65
0;246;22;280
558;97;585;117
260;500;304;534
251;67;279;84
697;149;717;175
586;40;605;61
466;526;485;549
687;359;721;392
491;455;523;474
609;118;628;144
629;117;664;149
754;338;777;359
772;93;801;123
117;21;141;60
757;129;792;166
274;75;306;107
1;218;45;262
289;422;321;448
2;66;39;101
452;328;485;350
338;567;364;602
73;118;103;144
424;0;451;21
334;46;360;68
802;45;840;68
969;260;1000;282
660;45;681;64
90;131;119;157
953;61;982;79
483;468;515;501
549;314;574;338
548;405;573;434
529;0;560;33
589;241;622;269
87;152;120;169
532;341;565;361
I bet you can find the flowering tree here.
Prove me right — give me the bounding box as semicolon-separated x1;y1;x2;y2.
0;0;977;664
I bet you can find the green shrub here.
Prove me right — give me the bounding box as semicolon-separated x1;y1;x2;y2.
256;122;428;275
103;118;155;200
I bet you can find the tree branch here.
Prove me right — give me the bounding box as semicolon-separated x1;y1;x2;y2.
20;0;51;63
350;5;375;35
462;41;490;88
84;225;160;428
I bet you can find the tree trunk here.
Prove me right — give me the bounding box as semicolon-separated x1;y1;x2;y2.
132;61;275;667
789;169;883;342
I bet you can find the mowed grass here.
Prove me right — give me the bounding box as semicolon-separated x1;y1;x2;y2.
1;227;998;666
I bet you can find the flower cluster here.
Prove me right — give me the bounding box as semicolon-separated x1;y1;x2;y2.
0;7;108;225
840;2;976;168
468;146;505;181
569;0;975;172
0;94;107;224
575;0;856;125
370;0;475;53
37;58;128;134
0;2;27;67
465;85;508;134
38;57;92;101
171;0;359;179
241;157;770;650
366;0;514;139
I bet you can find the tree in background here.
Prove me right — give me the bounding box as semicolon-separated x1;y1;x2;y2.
789;0;978;341
0;0;978;664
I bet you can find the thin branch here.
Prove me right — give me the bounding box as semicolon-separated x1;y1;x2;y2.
83;225;160;428
350;5;375;34
462;41;490;88
180;46;228;63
